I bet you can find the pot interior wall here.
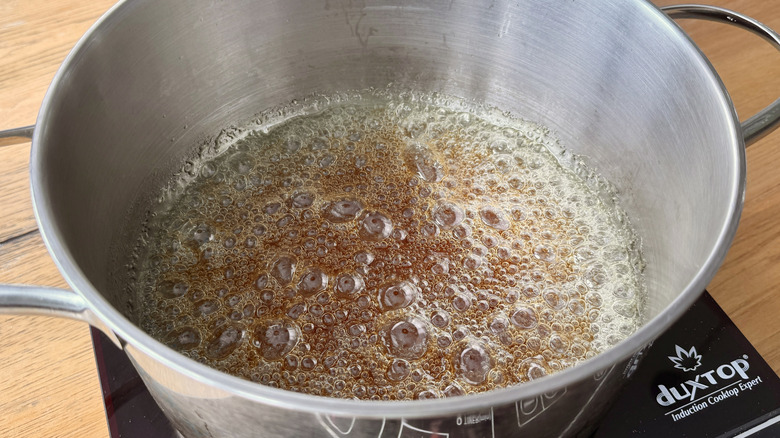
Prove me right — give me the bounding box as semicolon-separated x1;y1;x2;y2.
36;0;739;331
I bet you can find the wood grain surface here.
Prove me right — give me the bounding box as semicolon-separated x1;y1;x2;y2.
1;1;778;437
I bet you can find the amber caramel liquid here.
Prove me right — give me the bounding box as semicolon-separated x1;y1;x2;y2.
135;92;644;400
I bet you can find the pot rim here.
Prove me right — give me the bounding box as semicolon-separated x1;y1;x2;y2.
29;0;745;419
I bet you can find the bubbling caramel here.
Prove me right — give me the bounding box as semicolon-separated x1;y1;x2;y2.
135;92;645;401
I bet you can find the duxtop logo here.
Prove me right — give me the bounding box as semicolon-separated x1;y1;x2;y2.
654;343;762;422
657;347;749;408
668;345;702;372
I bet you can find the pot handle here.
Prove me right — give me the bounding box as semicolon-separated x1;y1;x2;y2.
0;124;35;147
662;4;780;146
0;284;90;320
0;122;123;346
0;284;124;347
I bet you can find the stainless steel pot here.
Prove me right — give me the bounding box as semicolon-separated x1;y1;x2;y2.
1;1;779;437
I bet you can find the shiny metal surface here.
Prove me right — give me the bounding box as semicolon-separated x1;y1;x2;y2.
662;4;780;144
0;0;777;436
0;285;122;346
0;125;34;147
0;285;89;321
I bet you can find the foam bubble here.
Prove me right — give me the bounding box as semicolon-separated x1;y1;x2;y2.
386;358;411;381
192;224;212;245
253;321;300;360
297;267;328;296
407;143;444;182
385;318;429;360
431;310;450;328
457;342;493;385
479;207;510;231
335;273;365;295
165;326;201;351
291;192;315;208
270;255;297;286
205;325;243;360
360;211;393;241
323;199;363;223
452;293;473;312
510;307;538;329
379;281;419;311
432;202;465;229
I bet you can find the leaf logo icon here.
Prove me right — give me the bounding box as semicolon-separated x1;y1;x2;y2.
668;345;702;372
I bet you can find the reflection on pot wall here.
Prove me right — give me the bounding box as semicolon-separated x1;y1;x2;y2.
128;343;635;438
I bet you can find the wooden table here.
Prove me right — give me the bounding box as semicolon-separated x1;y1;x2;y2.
1;1;778;436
